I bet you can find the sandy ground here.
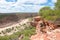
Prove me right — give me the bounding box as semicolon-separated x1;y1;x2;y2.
0;19;29;36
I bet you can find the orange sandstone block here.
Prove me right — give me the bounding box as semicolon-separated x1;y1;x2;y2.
34;16;42;22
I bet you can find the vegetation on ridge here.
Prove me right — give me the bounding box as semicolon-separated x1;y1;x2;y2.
0;26;36;40
39;0;60;21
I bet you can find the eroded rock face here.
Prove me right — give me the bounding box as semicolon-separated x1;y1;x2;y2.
0;15;19;28
31;31;60;40
33;16;42;22
30;16;56;32
30;16;60;40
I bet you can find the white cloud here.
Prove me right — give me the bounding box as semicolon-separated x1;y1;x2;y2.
0;0;56;13
52;0;57;3
23;0;47;4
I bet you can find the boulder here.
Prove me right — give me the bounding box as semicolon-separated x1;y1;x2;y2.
33;16;42;22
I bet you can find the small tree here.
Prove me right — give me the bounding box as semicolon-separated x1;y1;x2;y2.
39;6;57;21
6;28;12;33
54;0;60;18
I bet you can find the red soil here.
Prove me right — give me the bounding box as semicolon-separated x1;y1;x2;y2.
30;16;60;40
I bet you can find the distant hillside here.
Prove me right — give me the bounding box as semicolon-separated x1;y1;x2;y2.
0;13;38;28
0;12;38;19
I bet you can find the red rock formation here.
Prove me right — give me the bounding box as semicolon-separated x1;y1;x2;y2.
33;16;42;22
30;16;60;40
30;16;57;32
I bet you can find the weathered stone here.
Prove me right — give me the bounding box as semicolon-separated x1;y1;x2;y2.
30;21;38;27
33;16;42;22
30;16;60;40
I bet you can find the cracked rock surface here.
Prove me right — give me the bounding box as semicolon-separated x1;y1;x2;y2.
30;16;60;40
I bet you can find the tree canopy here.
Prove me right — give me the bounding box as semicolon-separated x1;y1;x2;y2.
39;0;60;21
55;0;60;10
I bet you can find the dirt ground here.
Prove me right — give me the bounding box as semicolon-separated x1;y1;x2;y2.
30;16;60;40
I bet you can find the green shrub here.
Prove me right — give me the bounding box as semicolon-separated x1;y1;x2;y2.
0;26;36;40
22;36;30;40
12;27;14;30
6;28;12;33
2;31;6;34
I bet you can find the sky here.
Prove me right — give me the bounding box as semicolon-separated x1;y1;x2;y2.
0;0;57;13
